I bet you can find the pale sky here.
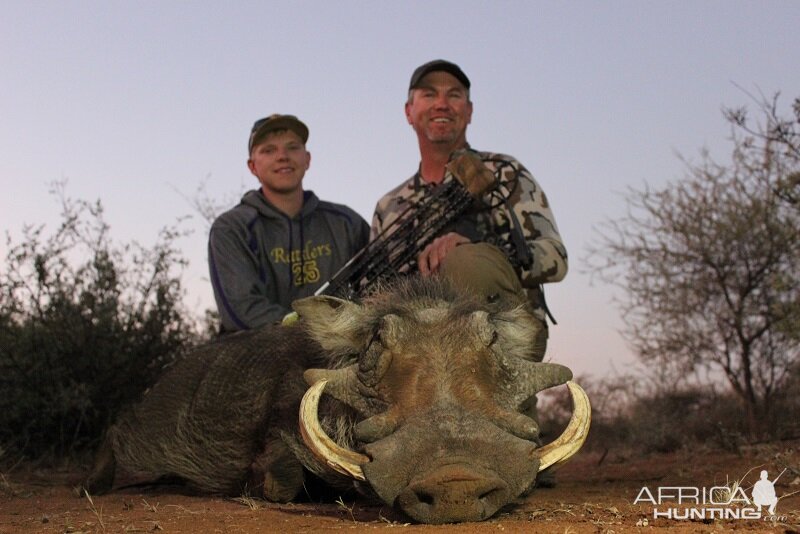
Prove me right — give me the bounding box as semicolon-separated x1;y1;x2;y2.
2;1;799;378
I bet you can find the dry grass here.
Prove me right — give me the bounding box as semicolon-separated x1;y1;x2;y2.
335;495;356;522
231;494;264;510
85;492;107;532
141;498;160;513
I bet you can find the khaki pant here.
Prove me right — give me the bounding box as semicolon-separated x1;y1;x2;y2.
439;242;548;362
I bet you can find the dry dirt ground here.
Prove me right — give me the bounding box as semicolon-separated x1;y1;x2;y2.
2;441;799;534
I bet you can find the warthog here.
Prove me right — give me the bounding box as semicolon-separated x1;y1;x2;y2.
84;277;590;524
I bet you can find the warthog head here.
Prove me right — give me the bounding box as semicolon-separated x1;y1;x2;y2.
293;279;590;524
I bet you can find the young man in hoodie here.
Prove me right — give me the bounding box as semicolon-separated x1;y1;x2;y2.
208;114;370;333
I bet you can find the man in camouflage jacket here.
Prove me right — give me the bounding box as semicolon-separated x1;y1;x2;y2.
371;60;567;359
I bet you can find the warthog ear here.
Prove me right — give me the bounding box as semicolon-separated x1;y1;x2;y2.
293;295;368;355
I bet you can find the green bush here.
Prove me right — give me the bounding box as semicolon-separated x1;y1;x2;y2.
0;184;199;459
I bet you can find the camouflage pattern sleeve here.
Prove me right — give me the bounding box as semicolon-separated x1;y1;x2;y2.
479;152;568;288
370;153;567;290
370;176;419;241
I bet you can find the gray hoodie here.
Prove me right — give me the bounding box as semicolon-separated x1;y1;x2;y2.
209;189;369;332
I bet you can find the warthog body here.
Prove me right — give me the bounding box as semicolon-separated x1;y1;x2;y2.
85;278;589;524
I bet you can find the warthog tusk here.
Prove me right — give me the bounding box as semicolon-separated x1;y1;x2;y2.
536;381;591;472
299;379;369;481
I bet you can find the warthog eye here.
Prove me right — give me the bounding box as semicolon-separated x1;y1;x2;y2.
366;329;379;348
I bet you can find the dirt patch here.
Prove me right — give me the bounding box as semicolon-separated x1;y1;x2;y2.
2;442;799;533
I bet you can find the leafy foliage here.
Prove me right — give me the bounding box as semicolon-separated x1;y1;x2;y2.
587;93;800;437
0;183;199;458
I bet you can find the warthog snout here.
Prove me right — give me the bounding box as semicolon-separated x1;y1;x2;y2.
397;464;509;524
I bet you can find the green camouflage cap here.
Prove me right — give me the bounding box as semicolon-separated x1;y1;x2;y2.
248;114;309;153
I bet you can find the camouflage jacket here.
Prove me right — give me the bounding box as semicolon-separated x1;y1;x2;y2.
371;150;567;321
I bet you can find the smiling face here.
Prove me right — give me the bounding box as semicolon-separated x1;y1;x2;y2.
405;71;473;150
247;129;311;202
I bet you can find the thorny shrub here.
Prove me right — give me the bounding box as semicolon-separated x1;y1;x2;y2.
0;183;200;460
539;368;800;457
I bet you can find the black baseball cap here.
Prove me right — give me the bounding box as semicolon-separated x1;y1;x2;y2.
408;59;471;90
248;114;309;153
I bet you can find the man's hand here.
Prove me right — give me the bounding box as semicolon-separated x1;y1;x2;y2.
417;232;471;276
